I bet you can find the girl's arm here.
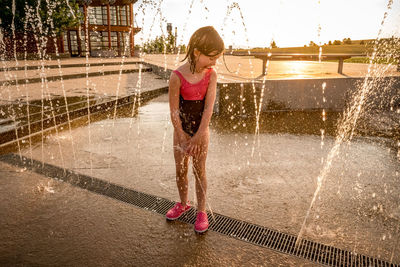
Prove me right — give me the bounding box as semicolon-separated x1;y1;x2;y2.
168;72;184;133
187;69;217;155
169;72;191;153
196;69;217;134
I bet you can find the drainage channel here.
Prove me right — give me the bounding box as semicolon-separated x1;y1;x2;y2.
0;153;398;267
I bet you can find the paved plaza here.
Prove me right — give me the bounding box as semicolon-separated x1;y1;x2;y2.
0;55;399;266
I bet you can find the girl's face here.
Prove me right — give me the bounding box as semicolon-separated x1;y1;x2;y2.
194;49;222;71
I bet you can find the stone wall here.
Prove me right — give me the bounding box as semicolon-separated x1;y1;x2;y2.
217;76;400;117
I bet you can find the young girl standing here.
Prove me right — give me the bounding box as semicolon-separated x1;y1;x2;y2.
166;26;224;233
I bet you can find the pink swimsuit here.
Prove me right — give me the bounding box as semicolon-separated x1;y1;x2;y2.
173;68;213;136
173;69;212;100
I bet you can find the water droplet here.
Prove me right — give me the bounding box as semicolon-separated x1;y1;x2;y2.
17;167;27;173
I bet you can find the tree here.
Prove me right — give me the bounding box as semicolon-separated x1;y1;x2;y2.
270;40;277;48
309;41;317;47
142;33;185;54
328;40;332;45
333;40;341;45
343;38;352;44
0;0;81;37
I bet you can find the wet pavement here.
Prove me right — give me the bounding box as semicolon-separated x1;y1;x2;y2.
0;71;168;102
0;63;146;81
2;93;399;265
0;161;317;266
1;56;400;265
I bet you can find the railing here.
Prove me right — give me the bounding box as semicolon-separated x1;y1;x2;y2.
229;52;367;76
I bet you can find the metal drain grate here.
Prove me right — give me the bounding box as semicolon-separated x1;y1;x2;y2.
1;153;398;267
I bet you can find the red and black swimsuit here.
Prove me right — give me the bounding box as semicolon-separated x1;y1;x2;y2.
173;69;212;137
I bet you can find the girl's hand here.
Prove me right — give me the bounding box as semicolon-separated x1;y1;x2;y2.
175;130;191;153
186;130;206;157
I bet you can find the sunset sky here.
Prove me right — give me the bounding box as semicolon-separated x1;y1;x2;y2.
134;0;400;48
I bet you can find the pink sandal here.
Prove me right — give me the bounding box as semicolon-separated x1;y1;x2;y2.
166;202;191;220
194;211;209;233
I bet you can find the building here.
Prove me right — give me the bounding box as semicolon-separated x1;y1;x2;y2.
63;0;140;57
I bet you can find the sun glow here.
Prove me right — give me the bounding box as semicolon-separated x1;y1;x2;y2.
135;0;400;48
285;61;312;75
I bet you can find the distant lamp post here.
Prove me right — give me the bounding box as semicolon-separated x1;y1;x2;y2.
174;27;177;54
167;23;172;35
167;23;176;53
397;55;400;72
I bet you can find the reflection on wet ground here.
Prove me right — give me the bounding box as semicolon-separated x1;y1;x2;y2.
213;110;341;136
11;93;400;264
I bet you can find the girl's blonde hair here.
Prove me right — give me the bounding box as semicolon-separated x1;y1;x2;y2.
183;26;225;73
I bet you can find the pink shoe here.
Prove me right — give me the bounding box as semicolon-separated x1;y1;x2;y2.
194;211;209;233
166;202;191;220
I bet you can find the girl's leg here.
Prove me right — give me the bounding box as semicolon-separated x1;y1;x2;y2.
173;131;190;206
192;131;209;212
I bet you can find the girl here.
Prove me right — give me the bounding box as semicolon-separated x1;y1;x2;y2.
166;26;224;233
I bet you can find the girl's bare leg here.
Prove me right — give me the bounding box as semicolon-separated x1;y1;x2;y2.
192;131;209;212
173;131;190;206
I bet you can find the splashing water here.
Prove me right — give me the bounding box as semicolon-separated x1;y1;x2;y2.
109;28;132;168
222;2;262;163
295;0;396;248
46;0;78;169
22;6;34;164
84;5;93;174
9;0;22;159
23;0;67;172
1;0;399;259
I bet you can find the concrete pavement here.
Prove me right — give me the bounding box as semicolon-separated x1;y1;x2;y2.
1;55;399;266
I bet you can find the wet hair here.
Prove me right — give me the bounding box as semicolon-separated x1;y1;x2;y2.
183;26;225;73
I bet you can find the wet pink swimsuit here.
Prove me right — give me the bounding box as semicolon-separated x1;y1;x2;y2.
173;68;213;136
